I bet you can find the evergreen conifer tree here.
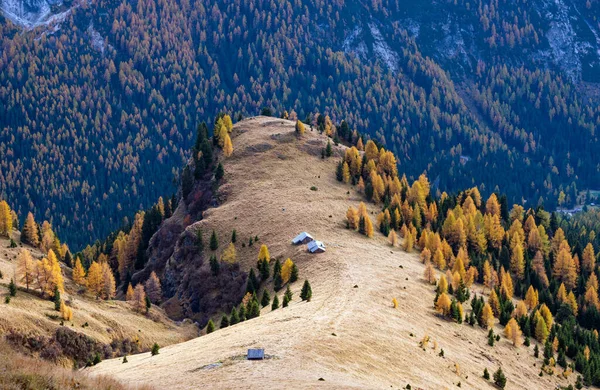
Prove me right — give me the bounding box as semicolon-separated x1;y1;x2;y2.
271;295;279;310
300;280;312;301
221;315;230;328
261;290;270;308
210;230;219;250
8;279;16;297
206;319;215;334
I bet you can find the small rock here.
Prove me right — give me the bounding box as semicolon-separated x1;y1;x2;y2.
318;378;325;381
353;285;358;288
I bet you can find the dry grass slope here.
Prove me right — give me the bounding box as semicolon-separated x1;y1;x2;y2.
0;233;196;350
89;117;575;389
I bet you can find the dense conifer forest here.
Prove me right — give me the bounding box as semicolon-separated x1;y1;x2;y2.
0;0;599;248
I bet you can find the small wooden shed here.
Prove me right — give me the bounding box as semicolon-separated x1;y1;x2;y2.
292;232;314;245
307;240;326;253
247;349;265;360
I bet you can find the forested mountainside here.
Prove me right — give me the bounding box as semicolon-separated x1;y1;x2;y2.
1;0;599;248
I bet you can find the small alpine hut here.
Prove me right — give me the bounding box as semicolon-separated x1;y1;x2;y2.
307;240;326;254
247;348;265;360
292;232;314;245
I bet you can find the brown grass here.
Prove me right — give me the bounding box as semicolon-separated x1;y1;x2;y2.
0;340;153;390
82;116;574;389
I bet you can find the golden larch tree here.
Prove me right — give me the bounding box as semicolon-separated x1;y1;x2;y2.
60;301;73;321
539;304;554;330
21;212;39;247
222;133;233;157
0;200;12;237
281;258;295;284
101;262;116;300
342;162;350;183
504;318;522;346
481;303;495;329
489;289;501;317
133;284;147;313
435;293;452;316
582;243;596;273
534;312;549;343
434;249;446;270
437;274;448;294
295;120;305;136
72;257;86;286
221;243;238;264
485;194;501;217
424;262;437;285
420;247;431;263
509;234;525;280
388;230;398;247
346;207;359;230
17;248;35;291
525;285;539;310
86;261;103;298
145;271;162;303
126;283;135;301
258;244;270;263
47;250;64;297
514;301;528;318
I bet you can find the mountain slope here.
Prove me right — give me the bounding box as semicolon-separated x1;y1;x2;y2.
0;231;197;366
89;117;574;389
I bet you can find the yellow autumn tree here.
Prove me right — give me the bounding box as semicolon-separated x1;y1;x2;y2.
258;244;270;263
539;304;554;331
17;248;35;291
126;283;135;301
481;303;495;330
424;262;437;284
500;269;514;299
403;231;414;252
221;243;238;263
504;318;523;346
525;286;539;310
489;289;501;317
295;120;305;136
388;230;398;247
433;249;446;270
133;284;147;313
567;291;578;315
60;301;73;321
46;250;64;297
437;274;449;294
281;258;294;283
534;312;549;343
556;283;568;303
514;301;528;318
420;247;432;263
346;207;359;230
0;200;12;237
342;162;350;183
86;261;103;298
222;133;233;157
583;243;596;273
435;293;452;316
101;262;116;300
509;234;525;280
21;212;39;247
362;215;374;238
485;194;501;216
72;257;86;286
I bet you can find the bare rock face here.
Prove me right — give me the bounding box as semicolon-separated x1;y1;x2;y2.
1;0;62;27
